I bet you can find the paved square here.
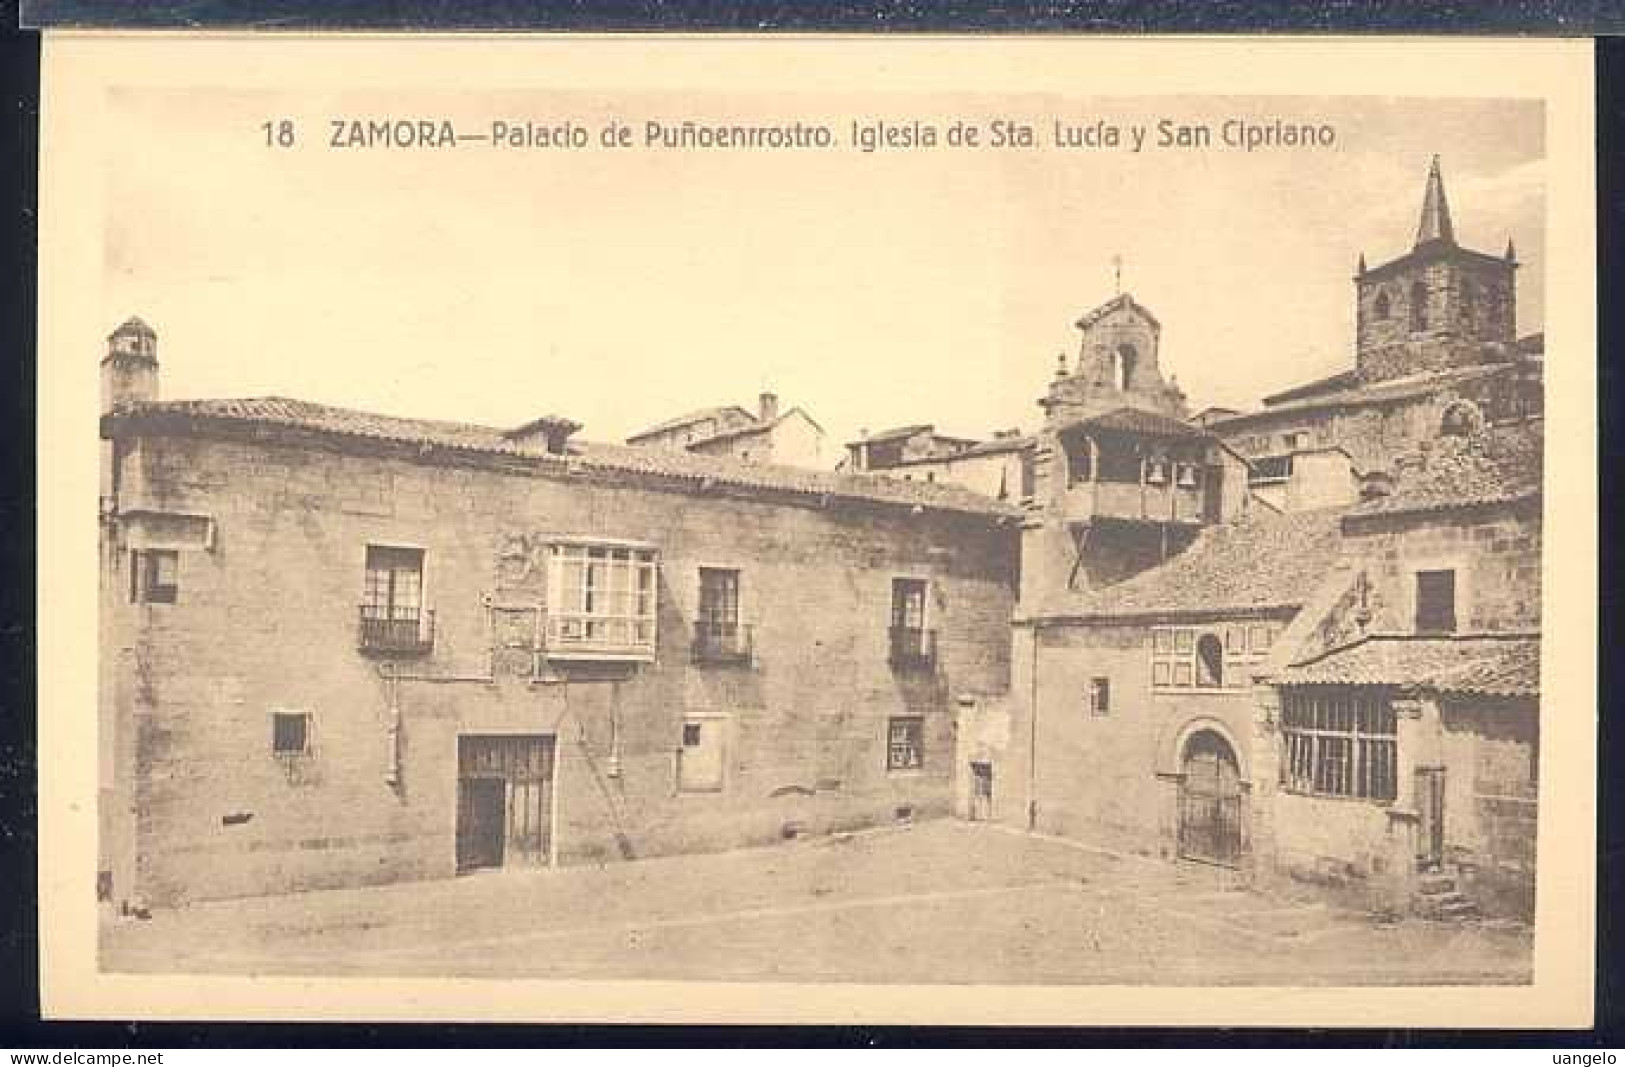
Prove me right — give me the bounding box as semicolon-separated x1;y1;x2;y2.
101;821;1531;985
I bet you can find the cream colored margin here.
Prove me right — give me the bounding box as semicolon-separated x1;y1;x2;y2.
38;33;1596;1026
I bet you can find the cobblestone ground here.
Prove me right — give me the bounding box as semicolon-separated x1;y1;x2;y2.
100;820;1532;985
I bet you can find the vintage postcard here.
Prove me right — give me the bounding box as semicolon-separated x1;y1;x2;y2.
37;34;1596;1026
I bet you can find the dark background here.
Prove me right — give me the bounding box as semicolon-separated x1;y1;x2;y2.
0;7;1617;1048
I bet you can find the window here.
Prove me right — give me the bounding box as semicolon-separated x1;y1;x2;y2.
695;568;749;663
1415;569;1457;633
1152;624;1275;690
547;543;658;658
271;711;311;757
889;578;934;668
1410;280;1429;332
886;716;924;771
361;545;427;650
1088;677;1111;716
1373;290;1391;320
698;568;740;635
1248;455;1293;486
129;549;178;604
1281;690;1397;801
1195;634;1224;687
1281;429;1310;451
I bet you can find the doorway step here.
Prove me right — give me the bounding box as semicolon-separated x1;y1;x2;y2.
1414;867;1481;921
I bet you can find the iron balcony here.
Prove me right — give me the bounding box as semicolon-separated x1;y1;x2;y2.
888;626;937;671
357;606;435;656
692;621;754;666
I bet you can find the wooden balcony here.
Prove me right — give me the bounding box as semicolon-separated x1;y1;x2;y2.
1062;480;1204;526
543;614;657;662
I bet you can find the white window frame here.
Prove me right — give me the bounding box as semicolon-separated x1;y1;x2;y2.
544;538;659;660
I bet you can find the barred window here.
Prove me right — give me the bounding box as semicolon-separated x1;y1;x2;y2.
1280;690;1397;802
887;716;924;771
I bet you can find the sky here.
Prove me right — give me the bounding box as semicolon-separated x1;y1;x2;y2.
103;91;1544;450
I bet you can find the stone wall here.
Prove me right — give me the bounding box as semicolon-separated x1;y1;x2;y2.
102;429;1018;907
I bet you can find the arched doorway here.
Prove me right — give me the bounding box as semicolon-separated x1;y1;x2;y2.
1178;729;1243;867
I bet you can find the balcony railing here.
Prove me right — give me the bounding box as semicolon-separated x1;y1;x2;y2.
888;626;937;671
692;621;754;666
358;606;435;656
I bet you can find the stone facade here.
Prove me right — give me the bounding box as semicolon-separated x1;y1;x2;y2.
100;374;1017;909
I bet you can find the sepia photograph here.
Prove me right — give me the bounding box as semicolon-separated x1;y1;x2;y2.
36;36;1597;1026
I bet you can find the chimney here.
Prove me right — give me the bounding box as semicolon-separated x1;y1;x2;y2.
101;316;160;415
502;414;583;455
758;391;779;422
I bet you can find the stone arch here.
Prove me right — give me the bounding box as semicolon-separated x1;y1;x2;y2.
1410;279;1429;332
1156;714;1251;783
1114;343;1138;391
1440;398;1484;438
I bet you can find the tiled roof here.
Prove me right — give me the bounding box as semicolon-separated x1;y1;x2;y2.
856;423;933;445
1075;292;1160;332
1351;422;1542;519
1277;634;1539;699
1212;364;1510;427
956;433;1034;458
108;397;1023;519
1055;406;1211;441
692;406;826;448
1030;505;1348;621
1260;369;1360;407
627;404;754;441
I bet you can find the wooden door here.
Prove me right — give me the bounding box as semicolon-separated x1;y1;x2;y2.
456;777;506;872
1178;731;1243;867
1416;766;1446;870
969;761;994;821
457;735;555;871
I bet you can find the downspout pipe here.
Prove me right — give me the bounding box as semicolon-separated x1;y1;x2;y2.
1027;619;1043;831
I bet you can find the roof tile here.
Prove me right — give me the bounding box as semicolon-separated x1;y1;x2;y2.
1278;634;1539;699
109;397;1022;519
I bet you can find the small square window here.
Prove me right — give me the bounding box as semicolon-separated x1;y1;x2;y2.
1152;661;1171;686
1153;629;1172;654
1173;662;1193;687
1172;629;1193;655
1088;677;1110;716
271;712;311;756
1249;624;1273;652
130;549;179;604
682;722;703;747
